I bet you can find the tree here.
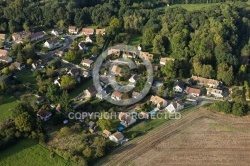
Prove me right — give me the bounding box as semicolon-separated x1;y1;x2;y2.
1;67;10;75
232;103;246;116
217;63;234;86
23;21;30;31
46;84;61;102
64;51;78;63
27;58;32;65
91;46;100;54
17;52;24;63
153;35;166;54
161;61;176;79
61;75;76;90
142;28;155;46
46;68;56;78
96;34;105;45
107;17;121;37
157;84;167;97
97;118;113;131
60;90;70;111
14;112;33;132
82;146;93;160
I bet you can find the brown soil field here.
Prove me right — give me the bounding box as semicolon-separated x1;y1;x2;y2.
98;108;250;166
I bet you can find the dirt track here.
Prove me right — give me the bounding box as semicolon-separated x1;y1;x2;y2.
97;108;250;166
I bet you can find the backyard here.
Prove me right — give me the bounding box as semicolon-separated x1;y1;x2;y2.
0;139;72;166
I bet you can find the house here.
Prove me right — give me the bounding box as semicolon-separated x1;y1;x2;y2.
109;132;124;144
67;68;80;77
137;44;142;51
81;59;93;68
44;39;59;49
123;51;136;59
0;56;12;63
32;60;43;69
140;51;154;60
185;87;201;97
138;111;149;119
54;77;61;87
160;57;175;66
96;28;106;35
111;90;123;100
37;110;52;121
36;97;46;104
0;49;8;57
78;42;88;50
85;35;92;43
55;50;64;57
129;74;139;83
165;101;184;113
88;121;95;128
173;80;185;93
191;75;222;88
30;31;45;42
118;112;136;127
51;28;63;36
206;88;224;98
153;65;159;73
0;50;12;63
12;62;25;70
132;91;141;99
103;130;111;137
150;95;168;109
12;31;31;42
111;65;123;76
84;85;97;98
108;48;120;55
0;34;6;41
68;26;78;34
82;70;90;78
82;28;94;35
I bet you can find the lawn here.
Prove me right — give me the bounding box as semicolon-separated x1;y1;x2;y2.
0;139;72;166
0;95;19;122
129;34;142;46
17;69;37;87
168;3;221;11
69;79;93;99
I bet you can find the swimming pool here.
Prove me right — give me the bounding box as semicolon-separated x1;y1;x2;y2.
149;109;157;115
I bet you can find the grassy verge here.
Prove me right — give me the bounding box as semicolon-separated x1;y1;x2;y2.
0;139;72;166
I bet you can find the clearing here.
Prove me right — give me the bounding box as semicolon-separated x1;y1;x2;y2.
0;139;72;166
96;108;250;166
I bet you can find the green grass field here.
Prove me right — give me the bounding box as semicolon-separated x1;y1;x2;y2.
0;95;19;122
0;140;72;166
168;3;220;11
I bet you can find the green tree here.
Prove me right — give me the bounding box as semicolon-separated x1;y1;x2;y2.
61;75;76;90
82;146;93;160
14;112;33;132
217;63;234;86
153;35;166;54
91;46;100;55
107;17;121;37
1;67;10;75
232;103;246;116
46;68;56;78
161;61;176;79
97;118;113;131
142;28;155;46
